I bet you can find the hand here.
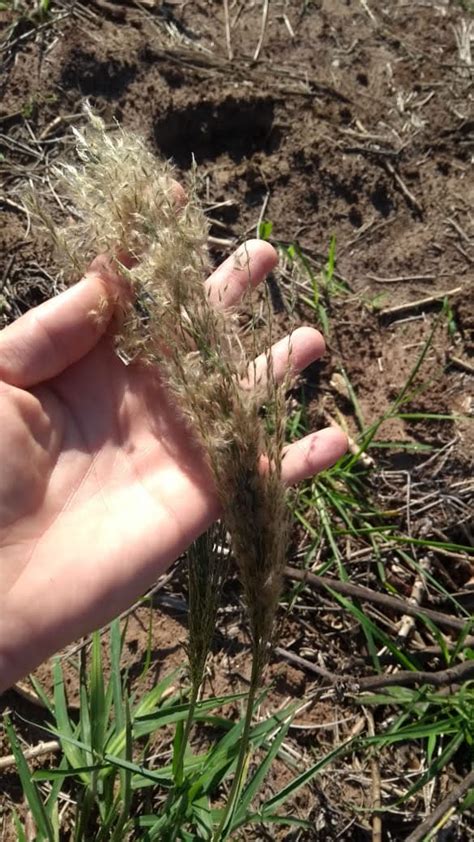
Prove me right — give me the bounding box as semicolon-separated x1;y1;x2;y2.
0;239;347;691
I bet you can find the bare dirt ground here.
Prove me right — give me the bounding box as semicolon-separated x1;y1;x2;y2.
1;1;473;840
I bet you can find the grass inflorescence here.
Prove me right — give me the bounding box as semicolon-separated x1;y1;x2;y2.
32;109;290;672
29;108;293;837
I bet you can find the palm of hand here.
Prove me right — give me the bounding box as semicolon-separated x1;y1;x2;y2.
2;337;218;650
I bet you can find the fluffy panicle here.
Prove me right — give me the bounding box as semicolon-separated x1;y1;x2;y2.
186;522;229;693
33;108;291;677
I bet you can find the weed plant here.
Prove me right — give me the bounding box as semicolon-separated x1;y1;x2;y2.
5;621;357;840
6;115;473;840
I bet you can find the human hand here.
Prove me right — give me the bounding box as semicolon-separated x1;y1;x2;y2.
0;239;347;691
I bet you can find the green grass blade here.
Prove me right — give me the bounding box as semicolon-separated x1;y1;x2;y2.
396;412;459;421
12;809;28;842
402;730;465;802
52;658;85;772
232;714;292;828
262;739;355;814
326;588;419;670
106;754;175;786
29;675;54;713
192;795;213;837
325;234;336;286
34;764;104;781
138;600;154;682
134;692;245;738
79;654;93;770
105;672;184;761
132;668;181;716
110;620;125;734
188;694;286;804
340;367;365;430
390;315;440;414
172;715;185;784
90;631;107;754
4;715;54;842
44;754;68;811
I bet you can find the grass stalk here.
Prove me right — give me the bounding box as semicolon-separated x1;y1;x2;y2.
173;683;200;790
165;682;200;842
213;651;261;841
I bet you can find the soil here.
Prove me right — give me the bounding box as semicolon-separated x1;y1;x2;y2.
0;1;473;840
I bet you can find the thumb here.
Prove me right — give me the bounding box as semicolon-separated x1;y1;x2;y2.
0;265;119;389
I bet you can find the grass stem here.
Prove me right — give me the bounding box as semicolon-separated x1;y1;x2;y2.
213;652;261;841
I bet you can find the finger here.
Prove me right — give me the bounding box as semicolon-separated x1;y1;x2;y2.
242;327;325;390
281;427;348;485
0;179;189;390
0;270;115;389
205;239;278;309
168;179;187;210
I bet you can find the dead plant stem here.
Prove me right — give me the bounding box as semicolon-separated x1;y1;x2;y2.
379;287;463;318
253;0;269;61
277;648;474;692
284;566;468;631
405;769;474;842
223;0;233;61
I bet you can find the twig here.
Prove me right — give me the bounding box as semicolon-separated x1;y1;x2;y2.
358;0;377;23
276;645;474;692
397;556;431;644
223;0;233;61
274;646;335;681
38;113;82;142
11;678;81;712
323;408;375;469
384;161;423;215
356;660;474;691
367;274;437;284
453;241;474;265
205;199;237;211
447;354;474;375
255;190;270;239
0;12;70;54
0;739;60;771
208;234;236;248
1;254;15;292
0;195;29;215
405;769;474;842
253;0;270;62
282;14;295;39
446;216;472;245
230;1;245;29
415;636;474;656
379;287;463;318
366;710;383;842
284;566;468;631
89;0;126;20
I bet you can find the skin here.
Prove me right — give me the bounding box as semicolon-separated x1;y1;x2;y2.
0;239;347;692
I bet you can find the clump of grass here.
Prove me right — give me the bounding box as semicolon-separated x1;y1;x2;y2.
31;108;292;832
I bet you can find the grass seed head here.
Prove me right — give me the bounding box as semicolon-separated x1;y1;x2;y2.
33;107;292;679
